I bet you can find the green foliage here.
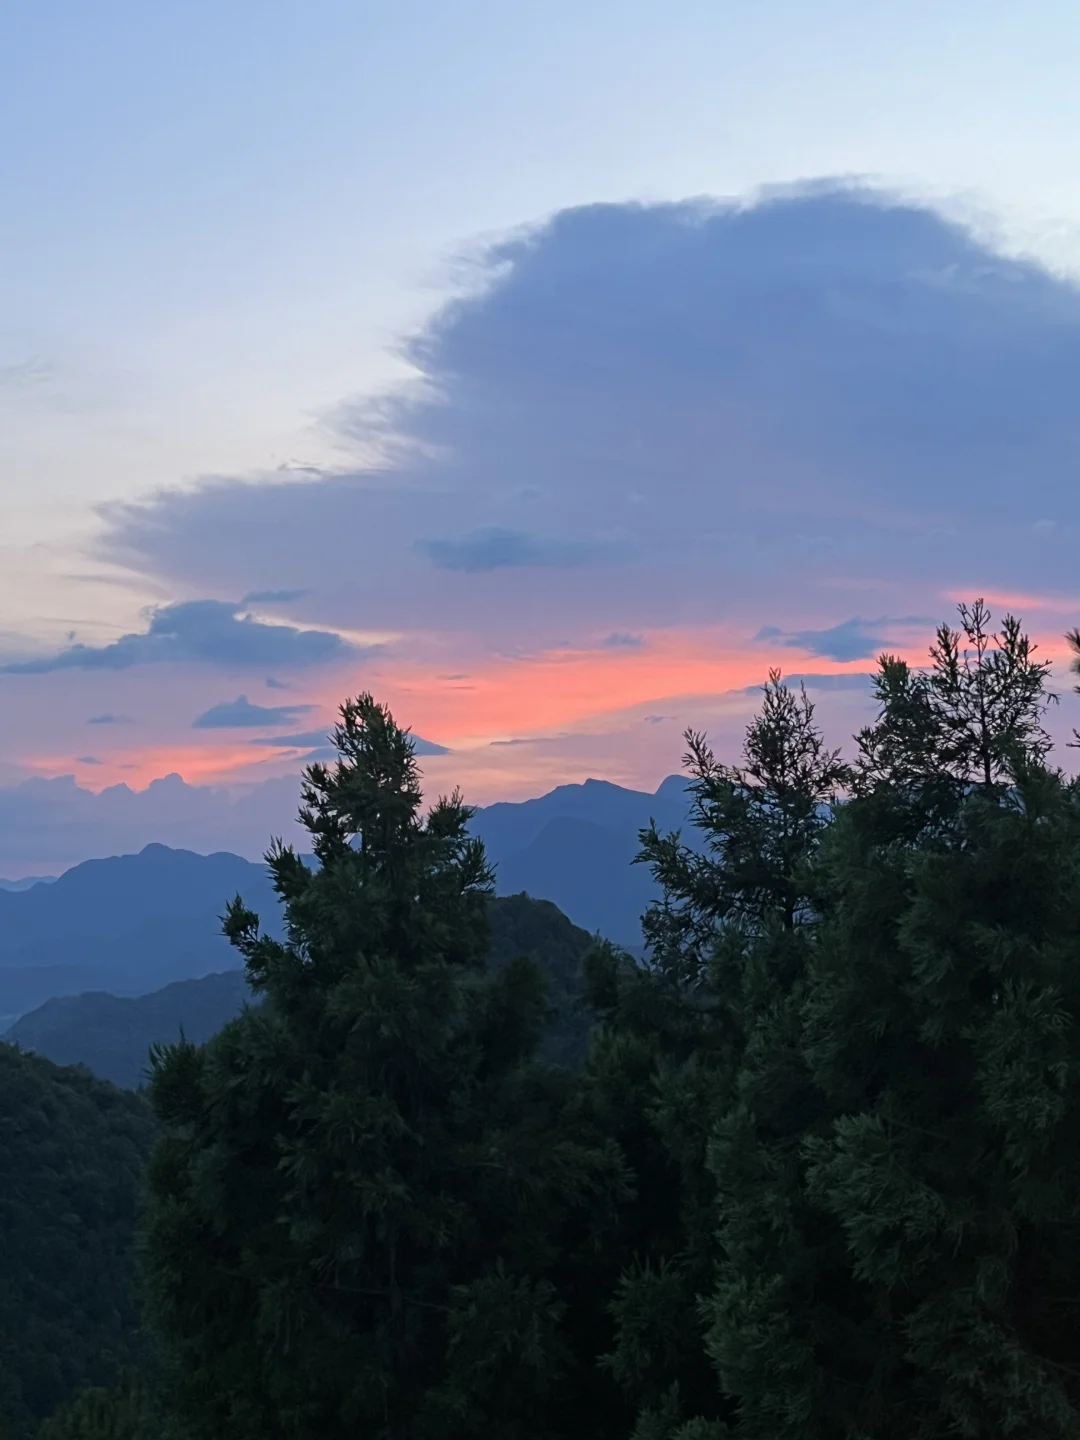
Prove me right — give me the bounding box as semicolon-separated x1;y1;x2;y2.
35;1368;194;1440
36;1376;157;1440
0;1047;154;1439
586;675;848;1435
787;765;1080;1436
858;597;1055;794
604;602;1080;1438
141;695;629;1440
640;672;850;955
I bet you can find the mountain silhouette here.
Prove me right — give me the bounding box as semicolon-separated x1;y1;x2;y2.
0;774;695;1024
6;893;598;1087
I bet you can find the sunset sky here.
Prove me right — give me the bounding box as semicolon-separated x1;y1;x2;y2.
4;1;1080;870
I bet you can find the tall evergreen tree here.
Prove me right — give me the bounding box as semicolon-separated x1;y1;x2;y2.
701;602;1080;1438
796;760;1080;1437
141;696;628;1440
858;598;1055;796
591;675;849;1438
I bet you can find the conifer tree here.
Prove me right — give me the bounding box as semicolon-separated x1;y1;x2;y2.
702;603;1080;1438
592;675;849;1438
797;757;1080;1437
141;695;628;1440
858;598;1054;796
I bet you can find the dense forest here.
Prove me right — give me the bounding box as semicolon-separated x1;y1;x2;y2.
11;599;1080;1437
0;1048;154;1438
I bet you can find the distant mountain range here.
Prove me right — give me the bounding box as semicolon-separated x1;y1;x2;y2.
6;894;597;1088
0;845;282;1021
0;773;695;1025
472;773;693;943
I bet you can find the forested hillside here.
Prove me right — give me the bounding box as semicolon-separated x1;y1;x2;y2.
0;1046;154;1438
0;847;281;1021
4;971;253;1090
6;894;596;1088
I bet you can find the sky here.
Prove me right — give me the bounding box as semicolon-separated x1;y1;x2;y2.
3;0;1080;871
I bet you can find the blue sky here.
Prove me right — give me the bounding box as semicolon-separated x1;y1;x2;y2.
3;1;1080;868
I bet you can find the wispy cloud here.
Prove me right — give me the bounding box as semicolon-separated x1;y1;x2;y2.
247;728;332;750
249;728;449;756
756;618;906;662
0;357;53;389
739;670;876;694
241;588;310;605
3;599;355;674
87;713;133;725
420;527;612;573
191;695;316;729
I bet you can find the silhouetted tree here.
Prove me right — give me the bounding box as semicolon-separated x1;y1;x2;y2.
702;604;1080;1437
858;598;1054;795
592;675;848;1438
141;696;628;1440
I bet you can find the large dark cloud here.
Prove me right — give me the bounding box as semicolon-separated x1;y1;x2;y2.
3;599;354;674
96;186;1080;647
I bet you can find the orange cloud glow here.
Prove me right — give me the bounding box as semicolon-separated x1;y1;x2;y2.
28;608;1075;801
26;743;280;791
944;589;1080;617
23;625;884;791
318;628;885;747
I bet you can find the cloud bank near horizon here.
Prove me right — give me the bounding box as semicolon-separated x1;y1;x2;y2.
0;771;306;874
